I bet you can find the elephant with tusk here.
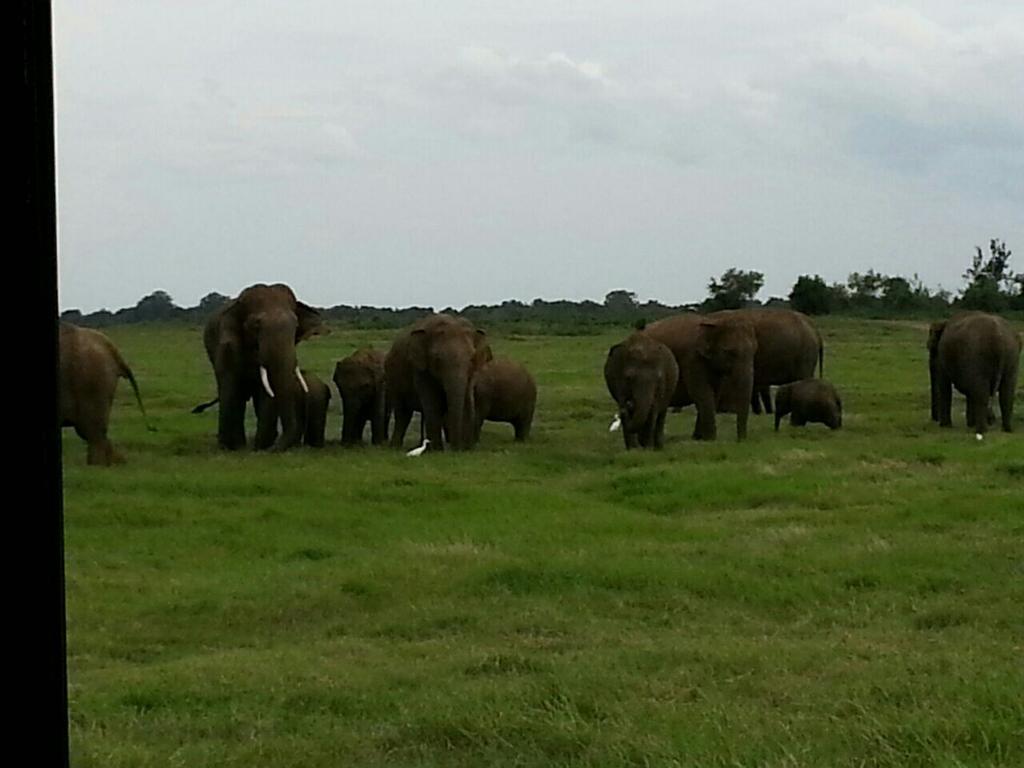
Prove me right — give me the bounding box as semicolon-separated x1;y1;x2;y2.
199;283;326;451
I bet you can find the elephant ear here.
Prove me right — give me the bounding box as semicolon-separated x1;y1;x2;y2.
409;328;429;370
472;329;493;369
607;343;622;359
296;301;326;342
696;321;719;360
927;321;946;352
219;298;245;325
332;360;346;387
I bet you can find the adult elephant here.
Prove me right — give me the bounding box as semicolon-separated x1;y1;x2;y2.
643;310;758;441
928;312;1021;434
59;322;152;465
333;347;388;446
385;313;491;451
201;283;324;451
742;308;823;414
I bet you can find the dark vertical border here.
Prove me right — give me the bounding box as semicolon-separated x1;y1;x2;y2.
22;1;70;764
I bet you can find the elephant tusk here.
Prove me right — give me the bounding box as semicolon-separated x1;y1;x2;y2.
260;366;276;398
295;366;309;394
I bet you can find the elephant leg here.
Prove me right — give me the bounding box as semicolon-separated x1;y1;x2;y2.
653;409;667;449
391;403;413;449
998;373;1016;433
750;390;762;415
76;421;121;466
217;377;247;450
937;372;953;427
760;387;773;414
967;391;990;435
371;391;389;446
641;412;658;448
736;403;750;441
513;416;531;442
417;377;446;450
86;437;122;466
623;429;639;450
305;402;327;448
637;413;653;448
423;402;446;450
254;392;279;450
690;403;716;439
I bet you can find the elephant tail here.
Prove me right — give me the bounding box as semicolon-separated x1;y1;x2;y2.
818;335;825;378
191;397;220;414
115;355;156;432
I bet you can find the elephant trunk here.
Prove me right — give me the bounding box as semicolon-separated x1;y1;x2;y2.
443;371;472;451
728;369;754;441
371;387;388;445
624;381;656;433
265;354;302;450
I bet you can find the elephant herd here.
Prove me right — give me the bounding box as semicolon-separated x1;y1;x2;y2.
603;308;841;449
58;283;1021;465
189;284;537;455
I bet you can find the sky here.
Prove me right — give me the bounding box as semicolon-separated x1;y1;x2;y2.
54;1;1024;312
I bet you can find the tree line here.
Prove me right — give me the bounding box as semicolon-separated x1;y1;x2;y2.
61;238;1022;331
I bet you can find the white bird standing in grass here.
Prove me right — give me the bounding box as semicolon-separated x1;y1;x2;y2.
609;413;622;432
406;438;430;456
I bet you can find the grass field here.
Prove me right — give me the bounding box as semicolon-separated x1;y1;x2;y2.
63;317;1023;767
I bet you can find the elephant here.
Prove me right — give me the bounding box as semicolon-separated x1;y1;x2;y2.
928;312;1021;434
201;283;325;451
604;332;679;449
774;379;842;431
643;310;758;441
742;308;823;414
472;358;537;444
333;347;388;446
385;313;491;451
297;370;331;447
59;321;151;465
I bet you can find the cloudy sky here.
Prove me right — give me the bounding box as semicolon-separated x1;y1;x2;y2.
54;1;1024;312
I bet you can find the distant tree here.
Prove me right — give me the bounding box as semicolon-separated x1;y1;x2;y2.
880;276;914;311
959;239;1017;312
198;292;231;314
604;290;639;313
60;309;83;323
789;275;833;315
133;290;179;321
847;270;886;305
706;268;764;311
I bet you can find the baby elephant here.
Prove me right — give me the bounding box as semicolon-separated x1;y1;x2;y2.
774;379;842;431
333;347;388;446
472;358;537;443
604;332;679;449
296;370;331;447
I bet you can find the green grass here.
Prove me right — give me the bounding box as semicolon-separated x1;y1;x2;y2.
64;317;1024;767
